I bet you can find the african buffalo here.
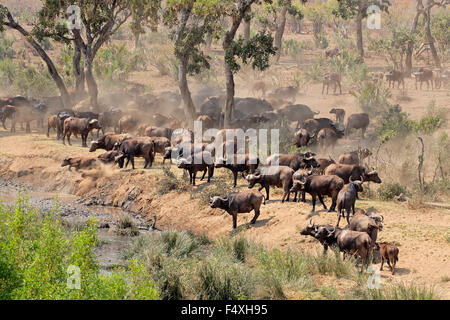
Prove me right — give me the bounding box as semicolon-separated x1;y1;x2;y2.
325;164;382;184
266;153;319;171
177;151;215;185
90;133;133;152
300;220;337;254
215;154;260;187
290;174;344;211
61;157;98;171
209;190;265;229
338;148;372;165
345;113;369;138
336;177;364;226
322;72;342;95
374;242;399;275
329;108;345;124
245;166;294;202
115;137;155;169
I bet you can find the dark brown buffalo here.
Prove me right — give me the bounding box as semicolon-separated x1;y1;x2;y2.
293;129;315;148
267;86;298;103
374;242;399;275
325;164;382;184
316;157;336;174
144;126;173;140
97;150;121;164
292;167;314;202
336;177;364;226
276;104;319;128
245;166;294;202
177;151;215;185
115;137;155;169
345;113;369;138
349;214;382;248
338;148;372;165
385;70;405;89
2;105;43;133
215;154;260;187
209;190;265;229
98;109;123;134
118;115;139;133
163;142;213;164
322;72;342;95
290;175;344;211
301;118;337;135
300;220;337;254
90;133;133;152
329;108;345;124
62;117;102;147
317;127;344;152
315;226;373;270
61;156;98;171
413;68;434;90
148;136;171;156
266;153;320;171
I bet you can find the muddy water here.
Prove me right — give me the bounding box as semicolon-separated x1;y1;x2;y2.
0;180;154;273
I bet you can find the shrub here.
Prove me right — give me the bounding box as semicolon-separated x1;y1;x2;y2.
355;282;438;300
350;81;392;118
0;58;18;87
157;167;186;195
378;183;410;201
0;34;15;60
117;213;139;236
12;66;58;98
196;253;254;300
314;32;329;49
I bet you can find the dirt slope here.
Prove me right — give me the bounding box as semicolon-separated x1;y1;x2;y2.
0;132;449;298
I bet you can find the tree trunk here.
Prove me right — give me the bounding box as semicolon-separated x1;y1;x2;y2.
134;32;140;50
84;49;99;111
175;8;196;127
243;19;250;44
424;8;441;68
356;7;364;60
274;5;288;63
73;41;85;99
205;33;212;50
405;9;421;76
178;57;197;126
1;6;71;108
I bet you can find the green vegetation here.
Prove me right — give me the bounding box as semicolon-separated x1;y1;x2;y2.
0;195;159;300
377;182;410;201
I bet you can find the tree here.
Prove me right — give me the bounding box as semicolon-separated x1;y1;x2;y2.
0;4;71;108
129;0;161;49
222;0;277;128
405;0;448;75
332;0;390;59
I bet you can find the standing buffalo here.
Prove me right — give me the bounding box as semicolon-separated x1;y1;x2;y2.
322;72;342;95
215;154;259;187
209;190;265;229
317;127;344;153
349;213;382;247
276;104;319;128
325;164;381;184
290;175;344;211
338;148;372;165
345;113;369;138
293;129;315;148
300;220;337;254
115;137;155;169
266;153;319;171
90;133;133;152
62;117;101;147
329;108;345;124
177;151;215;185
316;157;336;174
413;68;434;90
385;70;405;89
245;166;294;202
335;177;364;226
374;242;399;275
315;226;373;270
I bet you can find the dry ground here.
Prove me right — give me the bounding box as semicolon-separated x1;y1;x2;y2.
0;131;449;298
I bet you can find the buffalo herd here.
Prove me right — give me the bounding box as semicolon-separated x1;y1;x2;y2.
1;84;410;274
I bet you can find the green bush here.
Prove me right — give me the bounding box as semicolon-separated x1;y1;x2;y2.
377;182;410;201
0;58;18;87
12;66;58;98
314;32;329;49
157;167;187;195
355;282;438;300
0;34;15;60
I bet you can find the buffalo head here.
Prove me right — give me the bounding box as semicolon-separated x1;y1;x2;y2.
364;170;382;183
245;173;261;188
300;219;318;236
209;195;229;209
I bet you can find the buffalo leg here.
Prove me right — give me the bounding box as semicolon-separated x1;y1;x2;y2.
380;257;384;271
293;191;298;202
311;195;316;212
130;156;135;170
193;171;197;186
301;191;306;202
232;212;237;229
189;171;193;185
318;194;328;210
200;169;207;180
251;209;260;225
346;208;351;225
336;210;342;227
233;171;238;187
207;166;213;183
67;133;72;146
